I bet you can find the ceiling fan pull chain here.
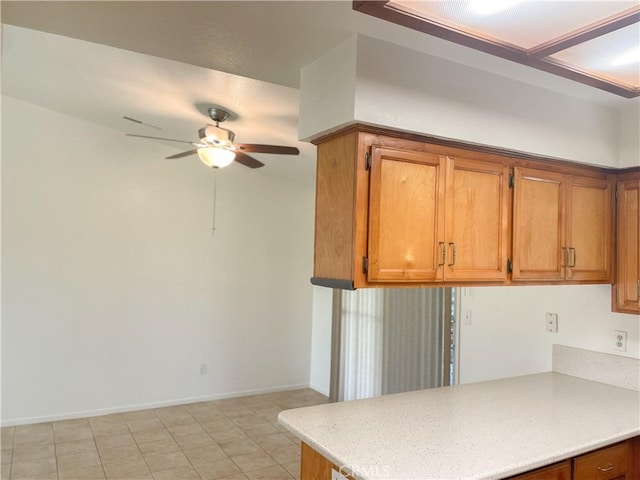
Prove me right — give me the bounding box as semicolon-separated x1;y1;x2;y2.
212;172;217;236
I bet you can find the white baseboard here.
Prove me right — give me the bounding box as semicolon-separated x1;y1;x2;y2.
1;383;311;427
309;383;330;397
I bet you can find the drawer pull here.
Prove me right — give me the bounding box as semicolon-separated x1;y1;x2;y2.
597;463;615;472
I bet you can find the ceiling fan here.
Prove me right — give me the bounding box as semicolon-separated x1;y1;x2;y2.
126;107;300;169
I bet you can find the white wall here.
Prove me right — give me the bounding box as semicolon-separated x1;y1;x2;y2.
298;35;358;142
302;35;640;393
458;285;640;384
619;100;640;168
309;286;332;395
300;35;620;167
1;97;315;425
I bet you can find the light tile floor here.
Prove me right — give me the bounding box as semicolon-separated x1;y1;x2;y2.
0;389;328;480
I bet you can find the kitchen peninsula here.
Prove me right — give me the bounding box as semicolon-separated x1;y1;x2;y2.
279;349;640;480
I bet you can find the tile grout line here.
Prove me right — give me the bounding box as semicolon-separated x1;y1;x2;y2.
5;390;324;480
52;432;58;480
88;422;113;480
230;402;295;480
9;428;14;480
154;410;204;480
128;421;155;480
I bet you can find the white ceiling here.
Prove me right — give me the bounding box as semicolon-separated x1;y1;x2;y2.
1;1;635;186
2;24;318;186
4;0;635;102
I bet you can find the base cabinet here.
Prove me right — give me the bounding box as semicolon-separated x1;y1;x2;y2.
301;438;638;480
508;461;571;480
573;441;633;480
510;440;636;480
614;176;640;314
301;442;353;480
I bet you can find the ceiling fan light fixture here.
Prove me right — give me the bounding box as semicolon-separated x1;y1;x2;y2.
197;147;236;169
199;125;235;146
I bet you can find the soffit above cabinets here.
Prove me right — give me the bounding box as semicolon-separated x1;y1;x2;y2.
353;0;640;98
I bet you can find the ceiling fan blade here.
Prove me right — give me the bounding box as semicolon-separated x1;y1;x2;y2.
234;151;265;169
126;133;195;145
235;144;300;155
166;149;198;159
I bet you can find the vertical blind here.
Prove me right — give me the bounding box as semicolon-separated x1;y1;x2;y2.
332;288;448;402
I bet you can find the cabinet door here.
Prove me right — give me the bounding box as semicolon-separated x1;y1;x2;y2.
565;176;613;281
508;461;571;480
616;181;640;313
367;147;445;282
444;157;510;281
512;167;565;281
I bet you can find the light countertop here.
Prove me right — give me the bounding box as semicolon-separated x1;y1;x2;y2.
278;372;640;480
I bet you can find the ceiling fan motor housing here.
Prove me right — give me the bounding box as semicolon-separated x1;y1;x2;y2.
199;125;235;146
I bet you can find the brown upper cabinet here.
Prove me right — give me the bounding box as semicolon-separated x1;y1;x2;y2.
311;125;618;290
512;167;613;282
614;176;640;313
368;148;509;283
367;147;445;283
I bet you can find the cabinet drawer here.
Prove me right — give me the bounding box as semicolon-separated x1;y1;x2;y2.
574;441;630;479
508;460;571;479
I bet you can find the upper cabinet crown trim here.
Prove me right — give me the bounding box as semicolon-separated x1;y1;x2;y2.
312;123;637;176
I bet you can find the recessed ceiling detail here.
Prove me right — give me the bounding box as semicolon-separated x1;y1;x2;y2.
353;0;640;98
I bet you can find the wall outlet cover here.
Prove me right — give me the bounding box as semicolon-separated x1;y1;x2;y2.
614;330;627;352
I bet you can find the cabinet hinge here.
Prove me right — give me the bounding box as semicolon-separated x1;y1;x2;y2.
507;259;513;273
365;152;372;171
508;174;514;188
362;256;369;274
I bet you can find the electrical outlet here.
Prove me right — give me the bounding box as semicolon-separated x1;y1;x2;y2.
545;313;558;333
200;363;208;375
614;331;627;352
463;310;472;325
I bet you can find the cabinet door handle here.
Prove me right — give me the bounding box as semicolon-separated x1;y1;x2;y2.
597;463;615;473
438;242;446;267
569;247;576;268
448;242;456;267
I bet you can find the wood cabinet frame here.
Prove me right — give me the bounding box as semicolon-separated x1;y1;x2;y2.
367;147;445;282
613;171;640;314
512;168;613;282
311;124;622;293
